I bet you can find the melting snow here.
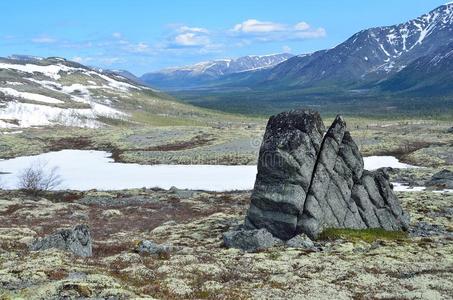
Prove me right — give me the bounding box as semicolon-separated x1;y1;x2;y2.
0;101;126;129
363;156;417;170
0;62;82;80
0;87;64;104
0;151;427;191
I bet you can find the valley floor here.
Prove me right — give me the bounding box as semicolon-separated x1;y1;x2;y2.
0;188;452;299
0;116;452;167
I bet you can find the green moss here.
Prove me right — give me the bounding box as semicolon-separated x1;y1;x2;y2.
319;228;408;243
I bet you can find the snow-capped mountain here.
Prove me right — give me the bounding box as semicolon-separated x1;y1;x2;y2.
0;56;183;129
140;53;293;90
165;3;453;116
259;2;453;87
378;41;453;95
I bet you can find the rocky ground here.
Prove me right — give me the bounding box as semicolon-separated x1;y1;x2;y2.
0;187;452;299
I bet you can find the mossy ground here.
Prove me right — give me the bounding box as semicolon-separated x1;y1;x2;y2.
0;189;451;299
319;228;408;243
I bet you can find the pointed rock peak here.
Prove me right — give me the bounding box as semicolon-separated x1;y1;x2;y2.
324;114;347;144
330;115;346;129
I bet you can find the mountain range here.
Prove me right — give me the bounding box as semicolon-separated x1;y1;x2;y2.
141;3;453;116
140;53;293;90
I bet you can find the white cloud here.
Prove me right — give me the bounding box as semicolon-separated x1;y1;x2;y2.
112;32;122;38
233;19;285;33
231;19;326;41
174;32;210;46
169;25;212;48
282;45;292;53
178;26;209;34
294;27;326;38
31;36;56;44
132;42;150;52
294;22;310;31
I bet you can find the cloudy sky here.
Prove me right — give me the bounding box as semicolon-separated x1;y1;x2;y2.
0;0;448;75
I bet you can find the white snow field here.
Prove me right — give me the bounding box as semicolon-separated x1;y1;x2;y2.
0;150;440;192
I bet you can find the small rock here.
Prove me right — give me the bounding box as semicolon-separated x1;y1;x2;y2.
426;169;453;189
162;220;177;226
30;224;92;257
102;209;122;218
285;234;315;249
409;221;452;237
223;228;283;252
447;127;453;134
135;240;176;255
169;186;196;198
71;211;89;220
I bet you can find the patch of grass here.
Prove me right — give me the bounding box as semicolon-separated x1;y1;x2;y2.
319;228;408;243
131;112;205;127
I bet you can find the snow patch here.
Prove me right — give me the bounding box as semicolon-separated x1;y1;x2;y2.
0;62;83;80
0;87;64;104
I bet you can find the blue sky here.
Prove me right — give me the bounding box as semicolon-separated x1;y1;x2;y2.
0;0;449;75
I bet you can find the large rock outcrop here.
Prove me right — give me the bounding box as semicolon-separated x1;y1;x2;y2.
244;110;325;240
244;109;409;240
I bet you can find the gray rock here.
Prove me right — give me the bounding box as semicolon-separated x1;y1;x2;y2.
29;224;92;257
426;169;453;189
285;234;315;249
243;110;410;240
409;221;453;238
135;240;176;255
223;228;283;252
299;116;366;238
245;109;325;240
169;186;196;198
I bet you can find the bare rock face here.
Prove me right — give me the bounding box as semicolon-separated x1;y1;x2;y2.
244;109;325;240
244;110;410;240
30;224;92;257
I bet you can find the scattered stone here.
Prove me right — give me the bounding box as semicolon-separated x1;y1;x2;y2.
244;110;410;240
426;169;453;189
285;233;315;249
223;228;283;252
169;186;196;198
135;240;176;255
101;209;122;218
71;211;89;220
30;224;92;257
409;221;452;237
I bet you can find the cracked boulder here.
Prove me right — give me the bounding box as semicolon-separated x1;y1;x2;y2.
244;110;410;240
30;224;92;257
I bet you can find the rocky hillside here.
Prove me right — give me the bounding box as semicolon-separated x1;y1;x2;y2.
140;53;292;90
0;56;221;129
